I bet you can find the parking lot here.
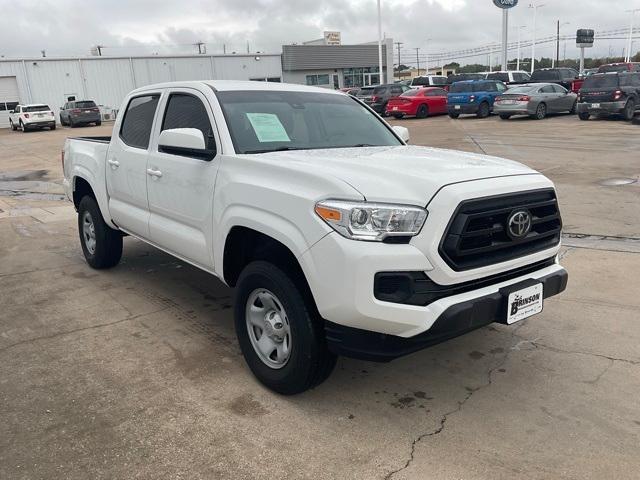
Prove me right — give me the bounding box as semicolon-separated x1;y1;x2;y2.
1;114;639;479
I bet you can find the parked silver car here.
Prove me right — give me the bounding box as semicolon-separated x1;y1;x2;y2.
494;83;578;120
59;100;102;127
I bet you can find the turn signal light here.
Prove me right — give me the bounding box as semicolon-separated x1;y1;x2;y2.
315;205;342;222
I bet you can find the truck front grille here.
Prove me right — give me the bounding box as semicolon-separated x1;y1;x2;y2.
439;189;562;271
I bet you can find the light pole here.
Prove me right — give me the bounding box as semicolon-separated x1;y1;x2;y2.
529;2;546;74
377;0;384;84
626;9;640;63
516;25;526;71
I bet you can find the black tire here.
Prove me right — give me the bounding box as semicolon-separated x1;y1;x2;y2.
10;120;17;131
449;112;460;119
50;124;56;130
499;114;511;120
622;99;636;122
19;121;28;133
96;120;102;126
477;102;490;118
77;196;123;269
579;112;590;121
69;117;76;128
569;101;577;115
234;261;337;395
533;103;547;120
416;104;429;119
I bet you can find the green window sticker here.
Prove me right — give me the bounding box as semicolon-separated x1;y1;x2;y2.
246;113;291;143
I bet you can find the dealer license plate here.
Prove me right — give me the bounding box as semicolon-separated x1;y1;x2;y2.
506;283;543;325
393;106;398;111
501;100;517;105
591;103;600;109
454;105;461;110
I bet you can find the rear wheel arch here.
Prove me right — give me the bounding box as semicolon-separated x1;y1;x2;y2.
72;176;96;210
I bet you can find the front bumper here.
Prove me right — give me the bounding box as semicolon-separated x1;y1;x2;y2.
448;104;479;115
326;267;567;362
577;101;625;115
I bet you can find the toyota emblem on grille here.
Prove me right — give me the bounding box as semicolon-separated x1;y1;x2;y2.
507;210;532;239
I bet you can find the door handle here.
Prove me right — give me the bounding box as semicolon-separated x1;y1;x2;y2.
147;168;163;178
107;159;120;168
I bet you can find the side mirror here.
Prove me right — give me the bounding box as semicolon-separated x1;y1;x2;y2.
392;125;410;143
158;128;215;160
8;110;13;114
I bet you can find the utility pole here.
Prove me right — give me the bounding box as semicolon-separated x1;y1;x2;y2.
516;26;525;71
195;41;206;54
529;2;546;74
425;38;432;75
626;9;640;62
556;20;560;67
395;41;403;79
414;47;421;76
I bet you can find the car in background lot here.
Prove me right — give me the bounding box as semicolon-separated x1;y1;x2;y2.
447;73;486;85
354;86;376;103
364;83;411;115
530;68;579;91
9;104;56;132
597;62;640;73
447;79;507;118
410;75;448;88
486;71;531;85
494;83;577;120
59;100;102;127
386;87;448;118
577;72;640;121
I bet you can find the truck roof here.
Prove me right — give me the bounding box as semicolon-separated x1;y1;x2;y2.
130;80;344;96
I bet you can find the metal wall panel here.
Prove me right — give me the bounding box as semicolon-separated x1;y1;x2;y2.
282;44;389;70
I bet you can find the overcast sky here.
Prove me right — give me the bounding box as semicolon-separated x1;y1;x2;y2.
1;0;639;64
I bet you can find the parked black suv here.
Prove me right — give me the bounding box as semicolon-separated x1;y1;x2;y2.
530;68;579;90
577;72;640;121
365;84;411;115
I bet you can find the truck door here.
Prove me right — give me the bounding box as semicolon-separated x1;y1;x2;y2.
106;93;161;237
146;88;221;269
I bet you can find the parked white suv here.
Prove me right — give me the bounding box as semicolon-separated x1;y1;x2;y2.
62;81;568;394
9;104;56;132
410;75;448;88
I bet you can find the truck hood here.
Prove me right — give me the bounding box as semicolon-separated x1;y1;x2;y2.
251;145;538;205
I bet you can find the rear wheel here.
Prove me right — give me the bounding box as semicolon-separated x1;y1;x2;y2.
10;120;17;131
234;261;337;395
533;103;547;120
69;117;76;128
449;112;460;119
416;104;429;119
78;196;123;269
579;112;590;121
19;121;27;133
477;102;490;118
499;114;511;120
96;120;102;126
622;99;636;121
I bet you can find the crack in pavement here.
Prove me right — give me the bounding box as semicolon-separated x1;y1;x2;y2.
384;325;525;480
0;309;168;354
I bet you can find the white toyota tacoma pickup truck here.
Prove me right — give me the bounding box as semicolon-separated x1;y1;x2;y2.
63;81;568;394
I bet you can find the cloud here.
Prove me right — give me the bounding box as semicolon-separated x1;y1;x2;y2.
0;0;637;62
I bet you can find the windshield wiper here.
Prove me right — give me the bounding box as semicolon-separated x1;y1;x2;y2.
242;146;313;154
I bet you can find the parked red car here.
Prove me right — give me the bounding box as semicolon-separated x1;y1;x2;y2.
385;87;448;118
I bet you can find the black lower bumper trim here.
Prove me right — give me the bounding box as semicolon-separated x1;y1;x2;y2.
325;267;568;363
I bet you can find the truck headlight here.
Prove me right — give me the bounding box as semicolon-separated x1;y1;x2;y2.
315;200;427;242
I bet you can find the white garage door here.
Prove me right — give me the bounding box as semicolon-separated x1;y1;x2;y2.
0;76;20;128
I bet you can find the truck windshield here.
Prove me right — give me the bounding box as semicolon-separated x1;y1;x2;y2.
582;75;619;89
216;90;403;154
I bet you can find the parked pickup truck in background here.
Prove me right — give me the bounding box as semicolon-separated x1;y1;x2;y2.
63;81;568;394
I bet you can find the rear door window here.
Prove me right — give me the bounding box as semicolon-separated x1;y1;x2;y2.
119;94;160;149
540;85;555;93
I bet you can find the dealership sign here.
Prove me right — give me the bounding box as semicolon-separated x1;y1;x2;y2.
493;0;518;8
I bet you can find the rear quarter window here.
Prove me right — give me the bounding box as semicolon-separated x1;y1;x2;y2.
119;94;161;149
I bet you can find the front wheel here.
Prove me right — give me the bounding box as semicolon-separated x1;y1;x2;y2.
622;99;636;121
533;103;547;120
78;196;123;269
10;120;17;131
579;112;590;121
499;114;511;120
234;261;337;395
449;112;460;119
